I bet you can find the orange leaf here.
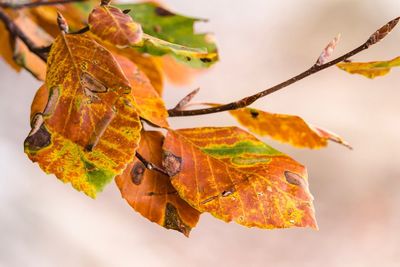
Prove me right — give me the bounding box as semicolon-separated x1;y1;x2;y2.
0;18;21;71
116;131;200;236
24;32;142;197
113;54;169;127
229;107;351;149
0;10;51;80
88;5;143;47
13;13;53;80
29;5;87;37
161;55;198;85
163;127;317;229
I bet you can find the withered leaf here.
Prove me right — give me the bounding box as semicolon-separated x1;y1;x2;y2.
163;127;317;229
25;32;142;198
116;131;200;236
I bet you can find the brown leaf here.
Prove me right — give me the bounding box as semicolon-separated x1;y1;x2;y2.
116;131;200;236
88;5;143;47
163;127;317;229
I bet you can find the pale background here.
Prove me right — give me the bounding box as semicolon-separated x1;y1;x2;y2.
1;0;400;266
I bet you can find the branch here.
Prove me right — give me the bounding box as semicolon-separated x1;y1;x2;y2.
0;8;49;61
135;152;170;177
0;0;86;9
168;17;400;117
171;88;200;111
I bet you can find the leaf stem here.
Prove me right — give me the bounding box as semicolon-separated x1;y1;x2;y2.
0;8;48;61
168;17;400;117
0;0;86;9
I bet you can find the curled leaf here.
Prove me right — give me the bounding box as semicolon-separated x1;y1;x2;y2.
337;57;400;79
139;33;218;68
229;107;351;149
116;131;200;236
25;33;142;197
163;127;317;229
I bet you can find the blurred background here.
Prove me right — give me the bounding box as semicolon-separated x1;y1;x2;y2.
1;0;400;266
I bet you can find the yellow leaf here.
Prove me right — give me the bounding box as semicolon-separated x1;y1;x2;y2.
337;57;400;79
229;107;351;149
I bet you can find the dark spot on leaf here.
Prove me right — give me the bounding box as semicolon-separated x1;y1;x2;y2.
43;86;60;116
131;162;145;185
200;58;212;63
24;124;51;151
250;109;259;118
153;25;162;33
155;7;175;17
162;151;182;177
200;195;218;204
81;72;107;93
284;171;304;186
186;57;192;61
164;203;190;236
85;109;115;152
222;188;235;197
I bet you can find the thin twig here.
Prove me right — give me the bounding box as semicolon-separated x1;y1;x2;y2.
168;17;400;117
135;152;170;177
0;8;48;61
0;0;86;9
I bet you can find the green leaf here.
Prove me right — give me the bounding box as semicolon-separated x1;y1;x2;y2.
116;2;218;68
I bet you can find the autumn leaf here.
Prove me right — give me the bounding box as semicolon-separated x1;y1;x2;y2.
116;131;200;236
0;9;52;80
111;47;164;95
29;3;89;37
113;53;169;128
89;3;218;68
88;5;143;47
163;127;317;229
13;12;53;80
24;32;142;198
228;107;351;149
337;57;400;78
159;56;198;85
0;15;21;71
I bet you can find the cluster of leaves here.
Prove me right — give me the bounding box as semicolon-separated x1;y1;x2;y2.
0;0;398;236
